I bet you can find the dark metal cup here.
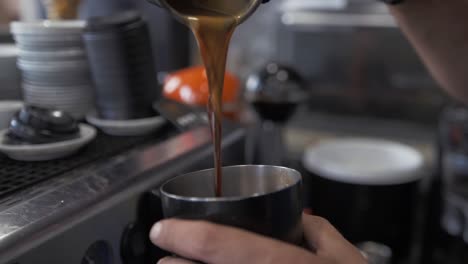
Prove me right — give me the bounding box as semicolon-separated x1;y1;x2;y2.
160;165;303;245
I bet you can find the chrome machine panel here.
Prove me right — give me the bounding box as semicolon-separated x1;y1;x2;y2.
0;125;245;264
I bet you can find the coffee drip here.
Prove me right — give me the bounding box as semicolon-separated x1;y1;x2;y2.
160;0;261;196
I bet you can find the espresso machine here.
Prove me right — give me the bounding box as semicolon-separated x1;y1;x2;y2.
0;1;269;262
0;115;246;264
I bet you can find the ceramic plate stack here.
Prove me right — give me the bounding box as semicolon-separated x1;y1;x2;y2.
11;20;93;119
0;44;21;100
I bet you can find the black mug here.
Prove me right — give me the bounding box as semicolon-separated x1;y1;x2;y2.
302;138;425;263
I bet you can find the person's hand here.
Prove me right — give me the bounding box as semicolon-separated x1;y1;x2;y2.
149;214;367;264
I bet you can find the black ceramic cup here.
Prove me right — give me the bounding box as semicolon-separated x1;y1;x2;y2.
83;12;158;120
160;165;303;245
302;138;425;263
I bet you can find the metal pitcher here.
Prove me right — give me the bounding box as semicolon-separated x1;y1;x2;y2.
146;0;270;24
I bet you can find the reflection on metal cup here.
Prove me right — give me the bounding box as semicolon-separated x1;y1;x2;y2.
160;165;303;245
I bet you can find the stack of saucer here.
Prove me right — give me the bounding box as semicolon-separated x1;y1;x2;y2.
0;44;21;100
11;20;94;119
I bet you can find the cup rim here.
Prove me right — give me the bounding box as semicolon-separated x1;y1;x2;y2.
160;165;302;202
10;20;86;35
302;138;425;185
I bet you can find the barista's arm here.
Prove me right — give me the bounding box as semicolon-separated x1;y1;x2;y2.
389;0;468;102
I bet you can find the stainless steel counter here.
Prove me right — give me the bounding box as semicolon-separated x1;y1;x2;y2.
0;125;245;263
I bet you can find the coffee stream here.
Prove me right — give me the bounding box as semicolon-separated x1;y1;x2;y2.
162;0;256;197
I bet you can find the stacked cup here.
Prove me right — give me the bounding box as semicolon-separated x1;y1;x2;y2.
0;44;21;100
10;20;94;119
83;11;159;120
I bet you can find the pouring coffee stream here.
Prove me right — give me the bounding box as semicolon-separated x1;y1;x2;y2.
148;0;267;197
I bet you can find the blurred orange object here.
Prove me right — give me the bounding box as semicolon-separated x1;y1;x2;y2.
163;66;240;112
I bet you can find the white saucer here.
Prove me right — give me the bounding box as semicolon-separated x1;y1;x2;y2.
86;113;166;136
11;20;86;35
302;138;424;186
0;124;96;161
